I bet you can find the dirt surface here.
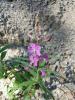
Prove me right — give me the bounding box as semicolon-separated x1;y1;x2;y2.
0;0;75;100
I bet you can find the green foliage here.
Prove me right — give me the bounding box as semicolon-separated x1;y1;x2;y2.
7;64;54;100
0;44;55;100
0;44;10;53
1;51;7;60
39;60;46;68
0;44;10;78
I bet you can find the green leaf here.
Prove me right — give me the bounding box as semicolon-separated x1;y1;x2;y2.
24;78;35;87
10;62;19;68
13;57;28;62
11;58;29;67
39;80;54;100
40;61;46;68
0;61;6;79
29;67;37;77
24;95;30;100
23;71;32;80
0;44;11;53
14;72;25;83
1;51;7;60
0;66;5;78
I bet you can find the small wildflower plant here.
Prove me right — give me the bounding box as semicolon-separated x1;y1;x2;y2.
0;43;54;100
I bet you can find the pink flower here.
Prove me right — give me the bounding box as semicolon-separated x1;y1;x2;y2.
29;54;39;66
28;43;41;66
41;70;46;77
28;43;48;67
42;53;48;62
28;43;41;56
40;53;48;62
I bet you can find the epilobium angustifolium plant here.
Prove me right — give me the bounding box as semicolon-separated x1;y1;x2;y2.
0;43;54;100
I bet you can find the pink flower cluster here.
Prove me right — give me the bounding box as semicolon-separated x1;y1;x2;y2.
28;43;41;66
28;43;48;77
28;43;48;66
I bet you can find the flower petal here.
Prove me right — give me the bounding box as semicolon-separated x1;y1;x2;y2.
41;70;46;77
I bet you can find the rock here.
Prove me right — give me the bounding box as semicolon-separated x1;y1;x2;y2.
53;86;74;100
65;83;75;92
60;60;68;68
0;79;8;100
4;48;21;60
31;96;35;100
35;89;44;100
